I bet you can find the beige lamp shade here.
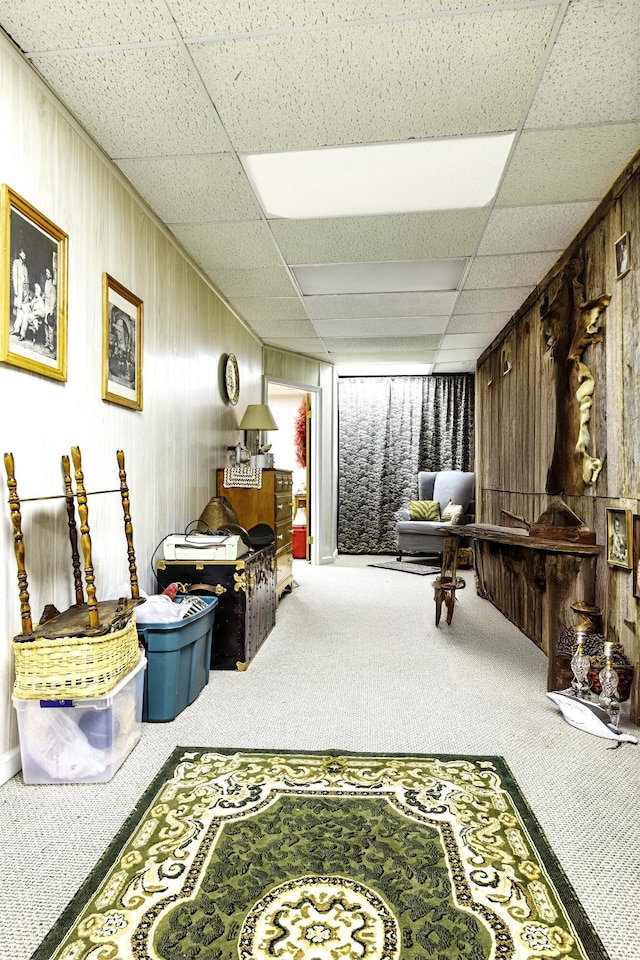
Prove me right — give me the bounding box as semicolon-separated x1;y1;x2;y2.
238;404;279;430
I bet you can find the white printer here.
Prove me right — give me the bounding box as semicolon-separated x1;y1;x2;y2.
163;533;249;561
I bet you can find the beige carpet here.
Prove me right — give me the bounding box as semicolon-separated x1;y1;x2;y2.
1;554;638;960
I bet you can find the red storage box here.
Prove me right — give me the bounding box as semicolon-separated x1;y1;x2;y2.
292;526;306;559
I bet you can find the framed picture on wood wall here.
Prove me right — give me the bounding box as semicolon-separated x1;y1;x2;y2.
102;273;143;410
1;185;68;381
607;508;632;569
615;232;630;280
633;515;640;598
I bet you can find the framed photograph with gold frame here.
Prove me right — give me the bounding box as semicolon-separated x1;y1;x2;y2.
607;507;632;569
102;273;143;410
615;232;630;280
1;184;68;381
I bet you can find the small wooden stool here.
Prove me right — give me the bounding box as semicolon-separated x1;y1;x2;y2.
433;535;465;625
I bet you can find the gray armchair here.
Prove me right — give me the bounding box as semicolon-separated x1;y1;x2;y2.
396;470;475;560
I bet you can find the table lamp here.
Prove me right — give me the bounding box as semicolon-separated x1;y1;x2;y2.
238;403;278;466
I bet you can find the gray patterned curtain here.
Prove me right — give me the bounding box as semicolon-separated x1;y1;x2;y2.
337;375;475;553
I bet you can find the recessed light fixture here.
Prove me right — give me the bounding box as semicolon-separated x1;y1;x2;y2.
292;258;468;295
241;133;516;220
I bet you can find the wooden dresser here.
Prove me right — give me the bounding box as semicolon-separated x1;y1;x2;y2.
217;468;293;601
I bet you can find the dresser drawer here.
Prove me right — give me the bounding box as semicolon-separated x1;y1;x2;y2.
275;517;292;551
275;492;292;523
275;471;293;493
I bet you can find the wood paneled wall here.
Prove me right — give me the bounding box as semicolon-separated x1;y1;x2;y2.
0;37;264;775
476;154;640;721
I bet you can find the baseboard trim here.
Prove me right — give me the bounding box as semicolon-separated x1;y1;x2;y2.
0;746;21;785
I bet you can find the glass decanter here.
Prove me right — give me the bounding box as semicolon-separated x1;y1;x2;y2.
570;631;591;699
598;641;621;728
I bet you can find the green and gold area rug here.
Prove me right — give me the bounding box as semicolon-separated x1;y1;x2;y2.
34;749;609;960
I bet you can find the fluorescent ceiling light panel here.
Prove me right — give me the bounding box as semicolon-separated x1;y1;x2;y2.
292;258;467;295
241;134;515;219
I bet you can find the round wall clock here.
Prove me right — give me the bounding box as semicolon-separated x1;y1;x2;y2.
224;353;240;405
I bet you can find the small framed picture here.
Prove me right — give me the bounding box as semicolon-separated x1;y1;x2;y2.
607;508;632;568
102;273;143;410
633;516;640;598
1;184;68;381
615;232;630;280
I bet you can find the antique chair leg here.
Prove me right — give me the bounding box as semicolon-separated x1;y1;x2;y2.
71;446;100;630
4;452;34;637
61;453;85;606
117;450;140;599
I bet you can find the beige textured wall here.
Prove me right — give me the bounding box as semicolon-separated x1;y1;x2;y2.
0;37;264;777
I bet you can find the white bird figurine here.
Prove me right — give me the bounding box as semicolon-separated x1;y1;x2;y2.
547;691;638;744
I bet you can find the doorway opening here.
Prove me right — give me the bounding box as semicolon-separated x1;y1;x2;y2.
266;382;313;562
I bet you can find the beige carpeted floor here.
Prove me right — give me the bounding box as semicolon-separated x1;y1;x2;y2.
1;554;638;960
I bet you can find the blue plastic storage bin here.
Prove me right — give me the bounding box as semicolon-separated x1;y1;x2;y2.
137;596;217;722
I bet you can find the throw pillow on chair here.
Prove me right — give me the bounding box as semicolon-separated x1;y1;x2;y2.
408;500;440;520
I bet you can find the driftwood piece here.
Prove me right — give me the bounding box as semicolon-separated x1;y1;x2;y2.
12;597;140;642
117;449;140;600
71;446;100;629
3;452;34;637
540;259;610;492
61;453;85;605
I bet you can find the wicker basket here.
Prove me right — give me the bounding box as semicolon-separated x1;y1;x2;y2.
12;615;141;700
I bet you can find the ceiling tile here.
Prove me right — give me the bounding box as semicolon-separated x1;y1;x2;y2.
436;348;482;362
0;0;173;50
477;202;599;256
440;333;496;351
31;47;227;157
116;155;258;223
432;360;477;373
330;349;437;364
210;267;298;299
497;125;640;205
189;7;556;151
170;0;522;36
248;319;318;338
305;291;457;320
262;336;329;357
454;287;533;315
526;0;640;129
314;316;450;338
446;313;511;334
229;298;309;324
170;222;281;271
465;252;561;290
271;210;485;263
324;336;440;353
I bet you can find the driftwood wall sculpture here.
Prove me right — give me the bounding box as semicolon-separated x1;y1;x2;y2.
541;259;610;493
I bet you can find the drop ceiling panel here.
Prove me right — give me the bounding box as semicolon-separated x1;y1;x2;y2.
170;222;281;272
526;0;640;129
170;0;523;37
440;333;496;351
477;202;599;256
262;336;329;358
497;125;640;206
324;336;441;354
465;252;562;290
331;350;437;364
437;348;484;362
116;155;258;223
314;316;450;338
446;313;512;334
305;291;458;320
31;47;227;157
229;298;309;324
247;319;318;338
454;287;534;316
0;0;173;50
270;210;485;263
209;267;298;299
189;7;557;152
